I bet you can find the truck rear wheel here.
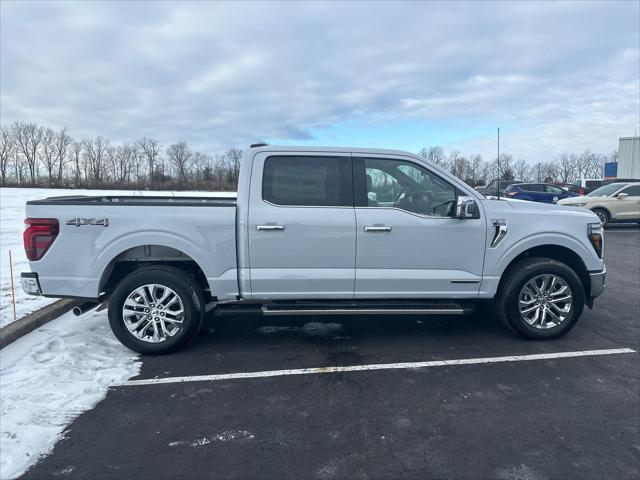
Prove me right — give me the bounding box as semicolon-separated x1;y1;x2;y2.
108;266;204;354
495;257;585;339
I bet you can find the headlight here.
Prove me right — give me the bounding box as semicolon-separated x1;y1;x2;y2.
588;222;604;258
574;202;588;207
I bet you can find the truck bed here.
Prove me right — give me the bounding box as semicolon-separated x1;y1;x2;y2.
26;195;237;207
25;194;239;301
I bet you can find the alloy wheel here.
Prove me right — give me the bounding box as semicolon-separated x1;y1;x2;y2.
121;284;185;343
518;274;573;329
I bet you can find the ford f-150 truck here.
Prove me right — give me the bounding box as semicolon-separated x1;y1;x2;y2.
21;146;606;354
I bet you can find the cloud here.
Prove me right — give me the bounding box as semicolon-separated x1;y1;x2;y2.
0;1;637;162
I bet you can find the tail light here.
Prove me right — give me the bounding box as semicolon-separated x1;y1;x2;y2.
579;187;585;196
24;218;59;261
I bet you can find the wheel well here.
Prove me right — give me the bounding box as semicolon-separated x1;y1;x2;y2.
99;245;212;301
500;244;591;296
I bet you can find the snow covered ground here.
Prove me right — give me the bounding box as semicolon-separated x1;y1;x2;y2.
0;187;234;327
0;309;141;479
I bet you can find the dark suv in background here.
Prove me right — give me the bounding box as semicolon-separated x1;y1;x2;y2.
504;183;579;203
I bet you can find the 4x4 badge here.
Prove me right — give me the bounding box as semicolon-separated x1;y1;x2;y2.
66;218;109;227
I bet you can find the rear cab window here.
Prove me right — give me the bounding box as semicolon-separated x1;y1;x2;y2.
262;156;353;206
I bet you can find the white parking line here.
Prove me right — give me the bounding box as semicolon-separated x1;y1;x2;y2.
114;348;636;387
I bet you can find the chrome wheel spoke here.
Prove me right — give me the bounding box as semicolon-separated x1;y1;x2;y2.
545;307;561;323
549;294;571;304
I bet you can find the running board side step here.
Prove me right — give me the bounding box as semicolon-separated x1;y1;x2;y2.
214;301;474;317
262;308;465;316
261;303;472;316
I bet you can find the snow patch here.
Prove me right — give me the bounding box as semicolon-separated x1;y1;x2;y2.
169;430;254;447
0;310;140;480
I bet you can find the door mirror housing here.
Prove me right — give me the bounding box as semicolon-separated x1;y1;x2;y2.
455;196;478;219
616;192;629;199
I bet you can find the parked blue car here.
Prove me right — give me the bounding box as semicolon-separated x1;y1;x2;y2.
504;183;580;204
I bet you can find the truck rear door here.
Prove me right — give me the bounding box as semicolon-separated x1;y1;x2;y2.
247;152;356;299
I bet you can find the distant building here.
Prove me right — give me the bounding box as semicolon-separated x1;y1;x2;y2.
618;136;639;178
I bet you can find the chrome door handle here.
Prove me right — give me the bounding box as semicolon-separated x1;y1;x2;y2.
364;225;392;232
256;225;285;231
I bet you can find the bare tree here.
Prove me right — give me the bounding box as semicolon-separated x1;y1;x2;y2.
12;121;43;183
40;128;57;184
83;136;109;184
111;144;135;183
166;141;192;183
555;153;575;183
70;141;83;185
54;127;73;181
0;127;14;186
513;158;529;181
137;137;161;183
130;144;143;182
13;150;26;184
224;147;242;185
541;161;559;183
448;151;468;179
467;154;484;186
492;153;514;180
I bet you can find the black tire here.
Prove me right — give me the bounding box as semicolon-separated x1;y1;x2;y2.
495;257;585;339
592;208;609;227
108;266;204;354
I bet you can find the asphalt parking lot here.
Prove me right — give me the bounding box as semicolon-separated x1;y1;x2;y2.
23;226;639;480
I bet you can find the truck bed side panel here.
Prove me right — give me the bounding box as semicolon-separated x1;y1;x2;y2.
25;203;238;300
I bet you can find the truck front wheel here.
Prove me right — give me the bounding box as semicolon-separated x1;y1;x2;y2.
495;257;585;339
108;266;204;354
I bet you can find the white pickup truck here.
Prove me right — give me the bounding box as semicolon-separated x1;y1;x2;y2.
22;146;606;354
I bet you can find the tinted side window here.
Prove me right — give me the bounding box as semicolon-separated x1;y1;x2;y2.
547;185;564;194
263;156;352;206
621;185;640;196
363;158;457;217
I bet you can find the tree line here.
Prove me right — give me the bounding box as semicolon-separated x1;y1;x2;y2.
0;121;242;190
416;146;617;187
0;121;618;190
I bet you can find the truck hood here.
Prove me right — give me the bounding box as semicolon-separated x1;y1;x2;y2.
481;197;599;221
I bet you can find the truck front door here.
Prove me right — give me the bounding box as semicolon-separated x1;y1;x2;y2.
353;155;486;298
247;153;356;299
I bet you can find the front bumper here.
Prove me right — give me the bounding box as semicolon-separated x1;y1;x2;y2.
21;272;42;296
589;268;606;298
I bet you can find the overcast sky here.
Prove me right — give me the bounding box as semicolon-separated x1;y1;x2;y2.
1;1;638;163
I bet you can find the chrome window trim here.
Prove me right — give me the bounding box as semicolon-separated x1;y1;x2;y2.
262;199;354;209
354;205;468;220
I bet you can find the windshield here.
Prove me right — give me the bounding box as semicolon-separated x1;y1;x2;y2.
587;183;628;197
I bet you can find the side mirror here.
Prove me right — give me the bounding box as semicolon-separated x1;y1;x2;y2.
617;192;628;199
455;196;477;219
